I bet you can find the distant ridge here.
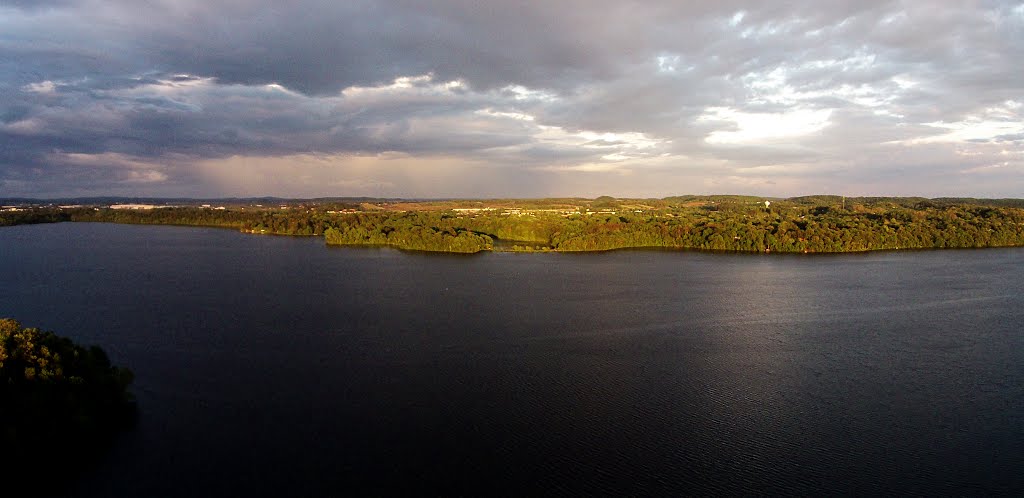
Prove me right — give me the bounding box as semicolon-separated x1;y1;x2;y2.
4;195;1023;208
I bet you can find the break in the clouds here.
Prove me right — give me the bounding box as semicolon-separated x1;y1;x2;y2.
1;1;1022;198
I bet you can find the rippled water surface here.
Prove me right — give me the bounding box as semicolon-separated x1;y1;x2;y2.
2;223;1023;495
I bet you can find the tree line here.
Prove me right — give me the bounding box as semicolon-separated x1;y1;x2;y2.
1;319;135;488
2;197;1024;253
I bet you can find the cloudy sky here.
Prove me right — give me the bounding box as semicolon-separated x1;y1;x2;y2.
2;1;1022;199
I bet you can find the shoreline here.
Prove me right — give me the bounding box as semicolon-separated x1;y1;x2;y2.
5;219;1023;256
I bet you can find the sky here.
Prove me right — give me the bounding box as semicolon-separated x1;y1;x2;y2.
1;1;1023;199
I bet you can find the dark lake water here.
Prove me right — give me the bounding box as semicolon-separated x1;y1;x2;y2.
2;223;1023;496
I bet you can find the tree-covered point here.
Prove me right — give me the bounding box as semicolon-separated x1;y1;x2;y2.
1;319;135;464
324;212;494;253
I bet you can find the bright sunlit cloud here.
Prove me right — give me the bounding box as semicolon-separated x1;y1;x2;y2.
699;107;833;145
895;101;1024;144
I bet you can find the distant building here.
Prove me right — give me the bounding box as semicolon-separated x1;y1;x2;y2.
110;204;159;210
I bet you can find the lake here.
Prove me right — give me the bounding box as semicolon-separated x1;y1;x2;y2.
2;223;1022;495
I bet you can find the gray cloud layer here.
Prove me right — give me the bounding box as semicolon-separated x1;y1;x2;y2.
1;0;1022;197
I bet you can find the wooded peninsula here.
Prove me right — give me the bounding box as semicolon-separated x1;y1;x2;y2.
3;195;1024;254
1;319;135;489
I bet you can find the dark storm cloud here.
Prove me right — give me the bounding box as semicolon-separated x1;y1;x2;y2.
1;0;1023;197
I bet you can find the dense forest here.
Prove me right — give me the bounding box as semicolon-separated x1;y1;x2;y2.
0;208;70;226
2;195;1024;253
323;212;494;253
542;202;1024;253
1;319;135;488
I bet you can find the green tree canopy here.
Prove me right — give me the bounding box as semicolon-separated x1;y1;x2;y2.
1;318;136;486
